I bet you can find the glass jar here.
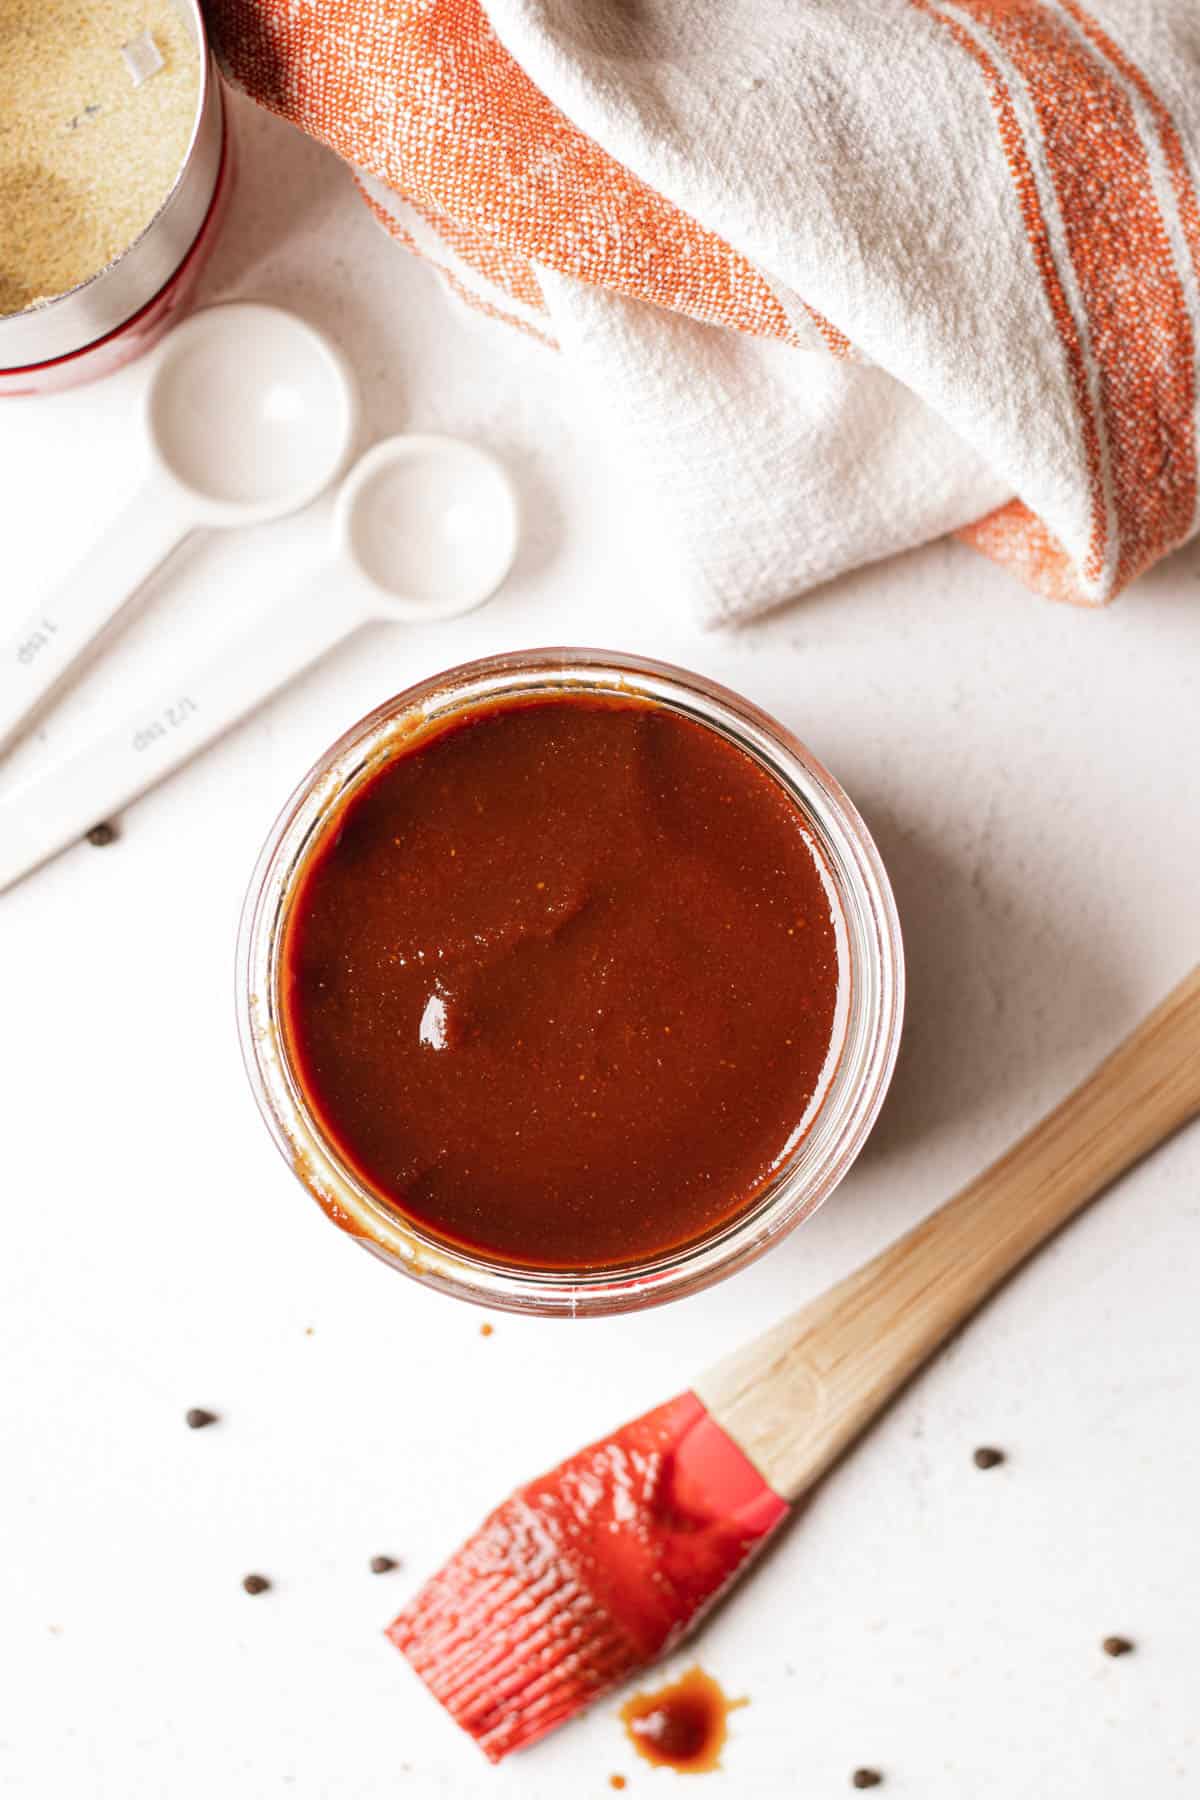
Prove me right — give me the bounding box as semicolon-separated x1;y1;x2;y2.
237;649;904;1316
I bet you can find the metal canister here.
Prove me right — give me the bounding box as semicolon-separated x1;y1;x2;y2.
0;0;229;397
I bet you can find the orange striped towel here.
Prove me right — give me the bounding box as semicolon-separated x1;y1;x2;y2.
207;1;1200;624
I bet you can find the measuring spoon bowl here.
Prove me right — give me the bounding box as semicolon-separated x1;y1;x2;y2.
147;301;357;524
338;435;519;622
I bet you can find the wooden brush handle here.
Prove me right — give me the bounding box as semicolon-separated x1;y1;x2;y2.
696;965;1200;1504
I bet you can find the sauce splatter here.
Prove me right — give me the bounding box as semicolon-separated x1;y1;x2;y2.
609;1778;627;1792
620;1665;746;1773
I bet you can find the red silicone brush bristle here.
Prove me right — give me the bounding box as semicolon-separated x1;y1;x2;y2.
388;1391;788;1761
388;1495;644;1760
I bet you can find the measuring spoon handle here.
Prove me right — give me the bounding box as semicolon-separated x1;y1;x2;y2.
0;477;195;756
0;581;367;893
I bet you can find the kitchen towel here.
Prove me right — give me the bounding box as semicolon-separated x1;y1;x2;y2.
207;0;1200;625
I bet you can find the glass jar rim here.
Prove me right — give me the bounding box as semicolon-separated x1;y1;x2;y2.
236;648;904;1316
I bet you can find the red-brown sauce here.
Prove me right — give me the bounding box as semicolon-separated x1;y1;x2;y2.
620;1665;747;1773
281;694;839;1271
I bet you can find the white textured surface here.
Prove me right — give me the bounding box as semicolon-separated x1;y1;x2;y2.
1;94;1198;1800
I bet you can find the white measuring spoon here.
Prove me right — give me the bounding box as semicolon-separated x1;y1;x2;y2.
0;302;357;754
0;435;518;892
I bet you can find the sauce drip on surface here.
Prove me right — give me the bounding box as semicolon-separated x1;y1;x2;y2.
281;694;839;1271
620;1665;746;1773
